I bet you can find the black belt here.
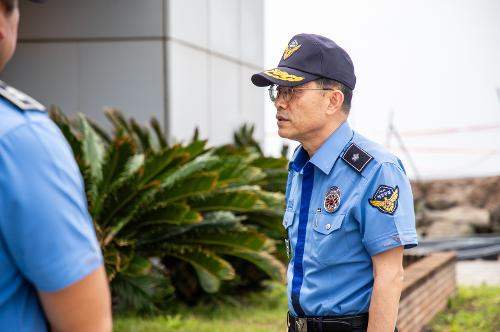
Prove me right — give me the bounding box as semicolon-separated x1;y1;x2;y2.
288;312;369;332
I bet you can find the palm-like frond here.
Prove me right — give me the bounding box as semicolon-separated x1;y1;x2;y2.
190;191;264;212
152;172;218;206
218;247;286;283
233;123;263;155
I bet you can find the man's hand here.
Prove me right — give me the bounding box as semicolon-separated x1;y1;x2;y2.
368;246;404;332
38;266;112;332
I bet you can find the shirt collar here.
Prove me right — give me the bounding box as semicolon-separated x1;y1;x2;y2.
290;121;354;175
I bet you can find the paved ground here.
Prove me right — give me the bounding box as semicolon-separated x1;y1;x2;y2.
456;259;500;286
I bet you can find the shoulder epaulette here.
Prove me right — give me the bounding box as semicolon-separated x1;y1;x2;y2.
341;143;373;173
0;80;45;112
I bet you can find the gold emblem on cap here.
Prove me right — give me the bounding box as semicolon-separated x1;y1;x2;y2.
263;69;305;82
283;39;301;60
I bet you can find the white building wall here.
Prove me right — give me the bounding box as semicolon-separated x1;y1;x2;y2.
166;0;264;145
1;0;264;145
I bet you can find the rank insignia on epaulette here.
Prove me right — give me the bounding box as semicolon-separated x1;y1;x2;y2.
368;185;399;215
341;143;373;173
0;80;45;112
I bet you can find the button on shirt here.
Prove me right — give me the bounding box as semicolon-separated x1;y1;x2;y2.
0;97;103;331
284;121;418;317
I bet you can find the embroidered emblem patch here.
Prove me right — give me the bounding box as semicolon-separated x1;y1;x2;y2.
283;39;302;60
263;68;305;82
368;185;399;215
324;186;341;213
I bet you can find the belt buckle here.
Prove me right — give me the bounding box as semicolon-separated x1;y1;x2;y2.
295;317;307;332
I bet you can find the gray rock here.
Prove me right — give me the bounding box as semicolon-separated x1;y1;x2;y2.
425;193;460;210
425;206;490;227
423;206;490;236
425;219;474;237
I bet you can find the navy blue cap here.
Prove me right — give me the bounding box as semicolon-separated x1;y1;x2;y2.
252;33;356;89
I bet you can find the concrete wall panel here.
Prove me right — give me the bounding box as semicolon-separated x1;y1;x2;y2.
209;56;239;145
78;41;165;129
168;0;208;48
5;1;264;147
240;0;264;67
19;0;164;39
167;41;209;142
1;43;79;113
209;0;240;59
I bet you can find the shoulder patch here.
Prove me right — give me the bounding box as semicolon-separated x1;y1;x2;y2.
368;185;399;215
0;80;45;112
341;143;373;173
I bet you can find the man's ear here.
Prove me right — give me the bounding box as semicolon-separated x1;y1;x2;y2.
326;90;344;115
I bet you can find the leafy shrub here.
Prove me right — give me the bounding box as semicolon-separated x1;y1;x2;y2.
50;108;287;313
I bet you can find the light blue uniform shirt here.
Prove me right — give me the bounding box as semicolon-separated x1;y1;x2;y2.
284;121;418;317
0;86;103;331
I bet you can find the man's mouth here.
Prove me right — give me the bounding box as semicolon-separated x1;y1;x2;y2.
276;114;289;122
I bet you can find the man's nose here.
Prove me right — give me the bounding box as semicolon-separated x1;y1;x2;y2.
274;93;287;109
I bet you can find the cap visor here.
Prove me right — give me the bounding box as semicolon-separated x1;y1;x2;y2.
251;66;320;87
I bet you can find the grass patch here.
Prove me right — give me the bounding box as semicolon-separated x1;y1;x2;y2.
428;285;500;332
113;282;288;332
115;284;500;332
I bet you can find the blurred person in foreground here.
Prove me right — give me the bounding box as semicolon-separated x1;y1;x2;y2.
252;33;418;332
0;0;112;331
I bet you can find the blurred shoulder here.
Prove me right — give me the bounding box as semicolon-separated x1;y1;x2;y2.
0;80;48;141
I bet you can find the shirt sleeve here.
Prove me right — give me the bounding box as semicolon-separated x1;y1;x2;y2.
357;161;418;257
0;116;103;292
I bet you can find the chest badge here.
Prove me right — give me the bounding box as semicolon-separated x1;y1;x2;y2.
323;186;341;213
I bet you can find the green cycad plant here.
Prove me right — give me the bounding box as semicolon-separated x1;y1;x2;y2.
230;123;289;193
217;124;290;257
50;108;285;313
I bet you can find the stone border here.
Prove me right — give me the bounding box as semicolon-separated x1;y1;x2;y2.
398;252;456;332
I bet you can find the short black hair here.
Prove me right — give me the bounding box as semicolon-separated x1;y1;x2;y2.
317;78;353;114
0;0;17;13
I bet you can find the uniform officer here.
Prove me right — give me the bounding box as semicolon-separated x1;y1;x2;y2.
0;1;112;331
252;34;418;332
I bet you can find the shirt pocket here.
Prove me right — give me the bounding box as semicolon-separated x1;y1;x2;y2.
311;212;346;265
